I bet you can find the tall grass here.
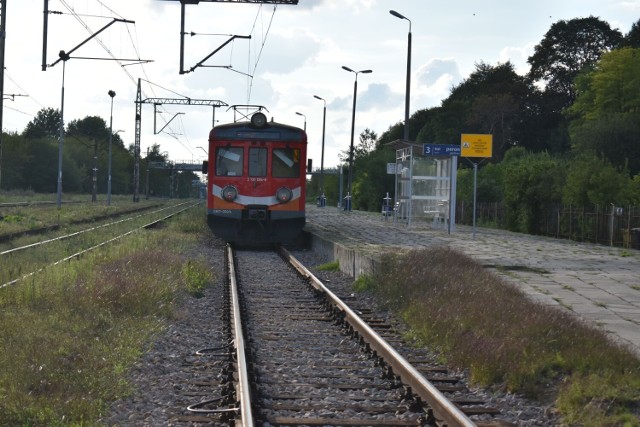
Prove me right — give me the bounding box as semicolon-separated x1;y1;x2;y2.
0;205;213;426
359;247;640;426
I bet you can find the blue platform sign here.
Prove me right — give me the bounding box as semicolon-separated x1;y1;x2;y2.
423;144;461;156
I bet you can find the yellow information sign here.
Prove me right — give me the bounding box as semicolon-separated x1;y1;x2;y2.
461;133;493;158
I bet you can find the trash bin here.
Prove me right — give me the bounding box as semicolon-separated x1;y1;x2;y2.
631;228;640;250
343;195;351;211
381;193;392;218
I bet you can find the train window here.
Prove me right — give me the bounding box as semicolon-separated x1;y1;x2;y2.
216;147;243;176
272;148;300;178
249;147;268;177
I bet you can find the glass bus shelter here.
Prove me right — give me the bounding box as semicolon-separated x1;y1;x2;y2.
390;141;457;232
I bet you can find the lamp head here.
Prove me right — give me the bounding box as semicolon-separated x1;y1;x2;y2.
390;10;406;20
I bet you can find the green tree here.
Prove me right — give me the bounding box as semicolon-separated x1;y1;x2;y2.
456;161;504;205
174;170;200;198
377;122;403;146
65;116;125;148
23;108;62;140
64;133;96;194
340;128;378;163
416;103;465;147
563;153;635;206
631;175;640;205
623;19;640;48
144;144;171;197
423;62;540;160
501;148;567;233
354;128;378;160
352;148;394;212
344;128;395;211
20;138;82;193
527;16;623;109
112;143;134;195
567;47;640;174
1;132;29;189
571;47;640;118
313;168;342;207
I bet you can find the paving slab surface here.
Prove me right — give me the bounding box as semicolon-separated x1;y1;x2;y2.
304;205;640;356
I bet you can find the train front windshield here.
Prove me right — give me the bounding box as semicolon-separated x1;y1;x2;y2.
216;146;301;178
216;147;243;176
272;148;300;178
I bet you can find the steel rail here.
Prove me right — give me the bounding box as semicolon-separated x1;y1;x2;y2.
0;200;85;208
279;246;477;427
226;244;254;427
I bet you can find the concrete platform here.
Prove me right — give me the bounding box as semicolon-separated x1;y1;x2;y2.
303;205;640;356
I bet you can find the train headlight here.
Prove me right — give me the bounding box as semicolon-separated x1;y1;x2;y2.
275;187;293;204
251;112;268;128
221;185;238;201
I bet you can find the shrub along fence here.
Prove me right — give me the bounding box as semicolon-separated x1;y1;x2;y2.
456;202;640;249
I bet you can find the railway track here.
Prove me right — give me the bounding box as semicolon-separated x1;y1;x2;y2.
0;201;200;289
189;244;515;427
0;199;86;208
0;201;170;243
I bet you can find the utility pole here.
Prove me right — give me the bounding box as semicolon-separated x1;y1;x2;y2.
0;0;7;190
145;147;150;200
92;138;98;202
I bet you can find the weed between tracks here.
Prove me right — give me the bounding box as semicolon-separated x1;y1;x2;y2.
356;247;640;426
0;205;213;426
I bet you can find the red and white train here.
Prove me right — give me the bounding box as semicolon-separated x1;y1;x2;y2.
202;110;307;244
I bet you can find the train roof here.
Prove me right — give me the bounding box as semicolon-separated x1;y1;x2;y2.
209;120;307;142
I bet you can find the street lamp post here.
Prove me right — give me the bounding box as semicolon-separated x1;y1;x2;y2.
295;111;306;131
107;90;116;206
390;9;412;142
313;95;326;197
342;66;372;211
56;53;70;208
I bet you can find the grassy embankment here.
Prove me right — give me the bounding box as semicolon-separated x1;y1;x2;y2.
351;247;640;426
0;197;213;426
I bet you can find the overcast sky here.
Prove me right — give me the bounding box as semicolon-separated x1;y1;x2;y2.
3;0;639;169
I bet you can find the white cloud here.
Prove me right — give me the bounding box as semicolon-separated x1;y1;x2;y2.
498;43;536;75
358;83;402;111
3;0;638;167
416;58;461;87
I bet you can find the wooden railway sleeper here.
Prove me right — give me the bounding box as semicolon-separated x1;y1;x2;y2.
400;387;431;417
332;307;347;327
185;361;239;421
382;364;394;379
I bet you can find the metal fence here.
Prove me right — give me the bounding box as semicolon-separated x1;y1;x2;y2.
456;202;640;249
